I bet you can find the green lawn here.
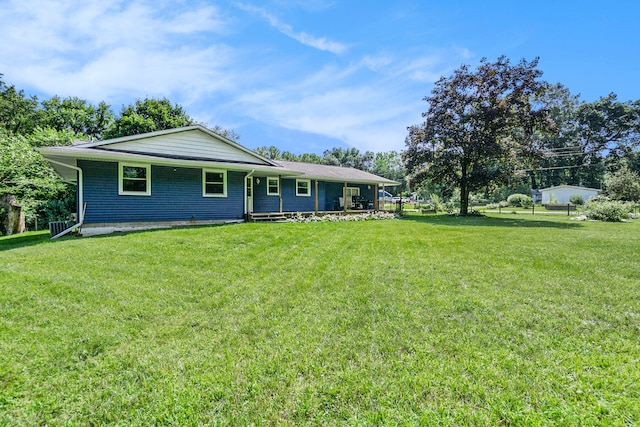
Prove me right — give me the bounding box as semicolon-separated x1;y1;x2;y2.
1;215;639;425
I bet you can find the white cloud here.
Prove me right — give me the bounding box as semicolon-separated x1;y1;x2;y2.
236;80;423;152
235;3;348;54
0;0;234;102
0;0;472;153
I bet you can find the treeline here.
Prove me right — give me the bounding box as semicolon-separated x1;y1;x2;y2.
253;146;405;185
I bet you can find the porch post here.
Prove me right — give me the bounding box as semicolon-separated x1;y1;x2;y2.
374;184;379;211
279;175;283;213
343;181;348;212
314;180;319;214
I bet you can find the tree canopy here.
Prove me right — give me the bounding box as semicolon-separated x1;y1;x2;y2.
104;98;195;139
404;57;551;214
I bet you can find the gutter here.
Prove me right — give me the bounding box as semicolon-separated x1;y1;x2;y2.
45;159;85;239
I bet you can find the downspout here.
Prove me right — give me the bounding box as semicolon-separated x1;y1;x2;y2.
279;175;283;213
244;169;255;217
46;159;84;239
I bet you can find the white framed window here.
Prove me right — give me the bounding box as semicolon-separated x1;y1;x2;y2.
345;187;361;208
345;187;361;198
296;179;311;197
119;163;151;196
267;177;280;196
202;169;227;197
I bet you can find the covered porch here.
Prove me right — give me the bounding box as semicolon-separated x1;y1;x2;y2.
247;177;397;221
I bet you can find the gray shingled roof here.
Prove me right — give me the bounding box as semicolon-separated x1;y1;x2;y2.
275;160;399;185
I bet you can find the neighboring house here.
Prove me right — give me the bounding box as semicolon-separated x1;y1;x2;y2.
39;125;398;236
539;185;600;205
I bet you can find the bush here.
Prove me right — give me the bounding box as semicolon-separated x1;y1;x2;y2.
430;194;443;212
569;194;585;205
584;199;633;222
507;193;533;208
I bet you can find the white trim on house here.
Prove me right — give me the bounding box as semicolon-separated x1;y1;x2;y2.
118;163;151;196
296;179;311;197
267;177;280;196
345;187;361;208
202;169;227;197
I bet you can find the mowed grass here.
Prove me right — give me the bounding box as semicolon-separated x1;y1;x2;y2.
1;215;639;426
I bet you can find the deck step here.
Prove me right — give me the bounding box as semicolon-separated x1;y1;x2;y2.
249;213;288;222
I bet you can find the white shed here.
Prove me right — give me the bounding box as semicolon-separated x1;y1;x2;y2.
540;185;600;204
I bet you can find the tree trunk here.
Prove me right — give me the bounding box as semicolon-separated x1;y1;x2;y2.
529;171;538;191
0;194;26;236
460;162;469;215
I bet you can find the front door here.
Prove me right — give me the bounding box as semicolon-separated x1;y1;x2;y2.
246;176;253;214
345;187;361;209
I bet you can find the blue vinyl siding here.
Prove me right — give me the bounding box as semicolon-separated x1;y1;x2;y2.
281;179;315;212
252;176;281;213
80;160;245;223
324;182;344;210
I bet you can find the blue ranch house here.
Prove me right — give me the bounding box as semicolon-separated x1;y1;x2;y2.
39;125;399;236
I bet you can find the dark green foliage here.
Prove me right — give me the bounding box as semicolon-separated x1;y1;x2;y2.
253;146;404;186
104;97;195;139
569;194;585;205
0;131;69;232
531;87;640;189
0;75;41;135
603;165;640;201
404;57;551;215
507;193;533;207
41;96;114;139
585;199;633;221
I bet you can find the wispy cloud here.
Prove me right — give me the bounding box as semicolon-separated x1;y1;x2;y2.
0;0;473;153
0;0;234;102
235;3;348;55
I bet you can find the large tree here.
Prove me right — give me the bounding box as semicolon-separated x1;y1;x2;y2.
0;75;41;135
404;57;551;214
104;97;195;139
41;96;114;140
525;89;640;189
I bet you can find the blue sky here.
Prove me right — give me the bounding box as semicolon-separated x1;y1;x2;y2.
1;0;638;154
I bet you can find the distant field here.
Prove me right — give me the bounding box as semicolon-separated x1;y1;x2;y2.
1;214;639;425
